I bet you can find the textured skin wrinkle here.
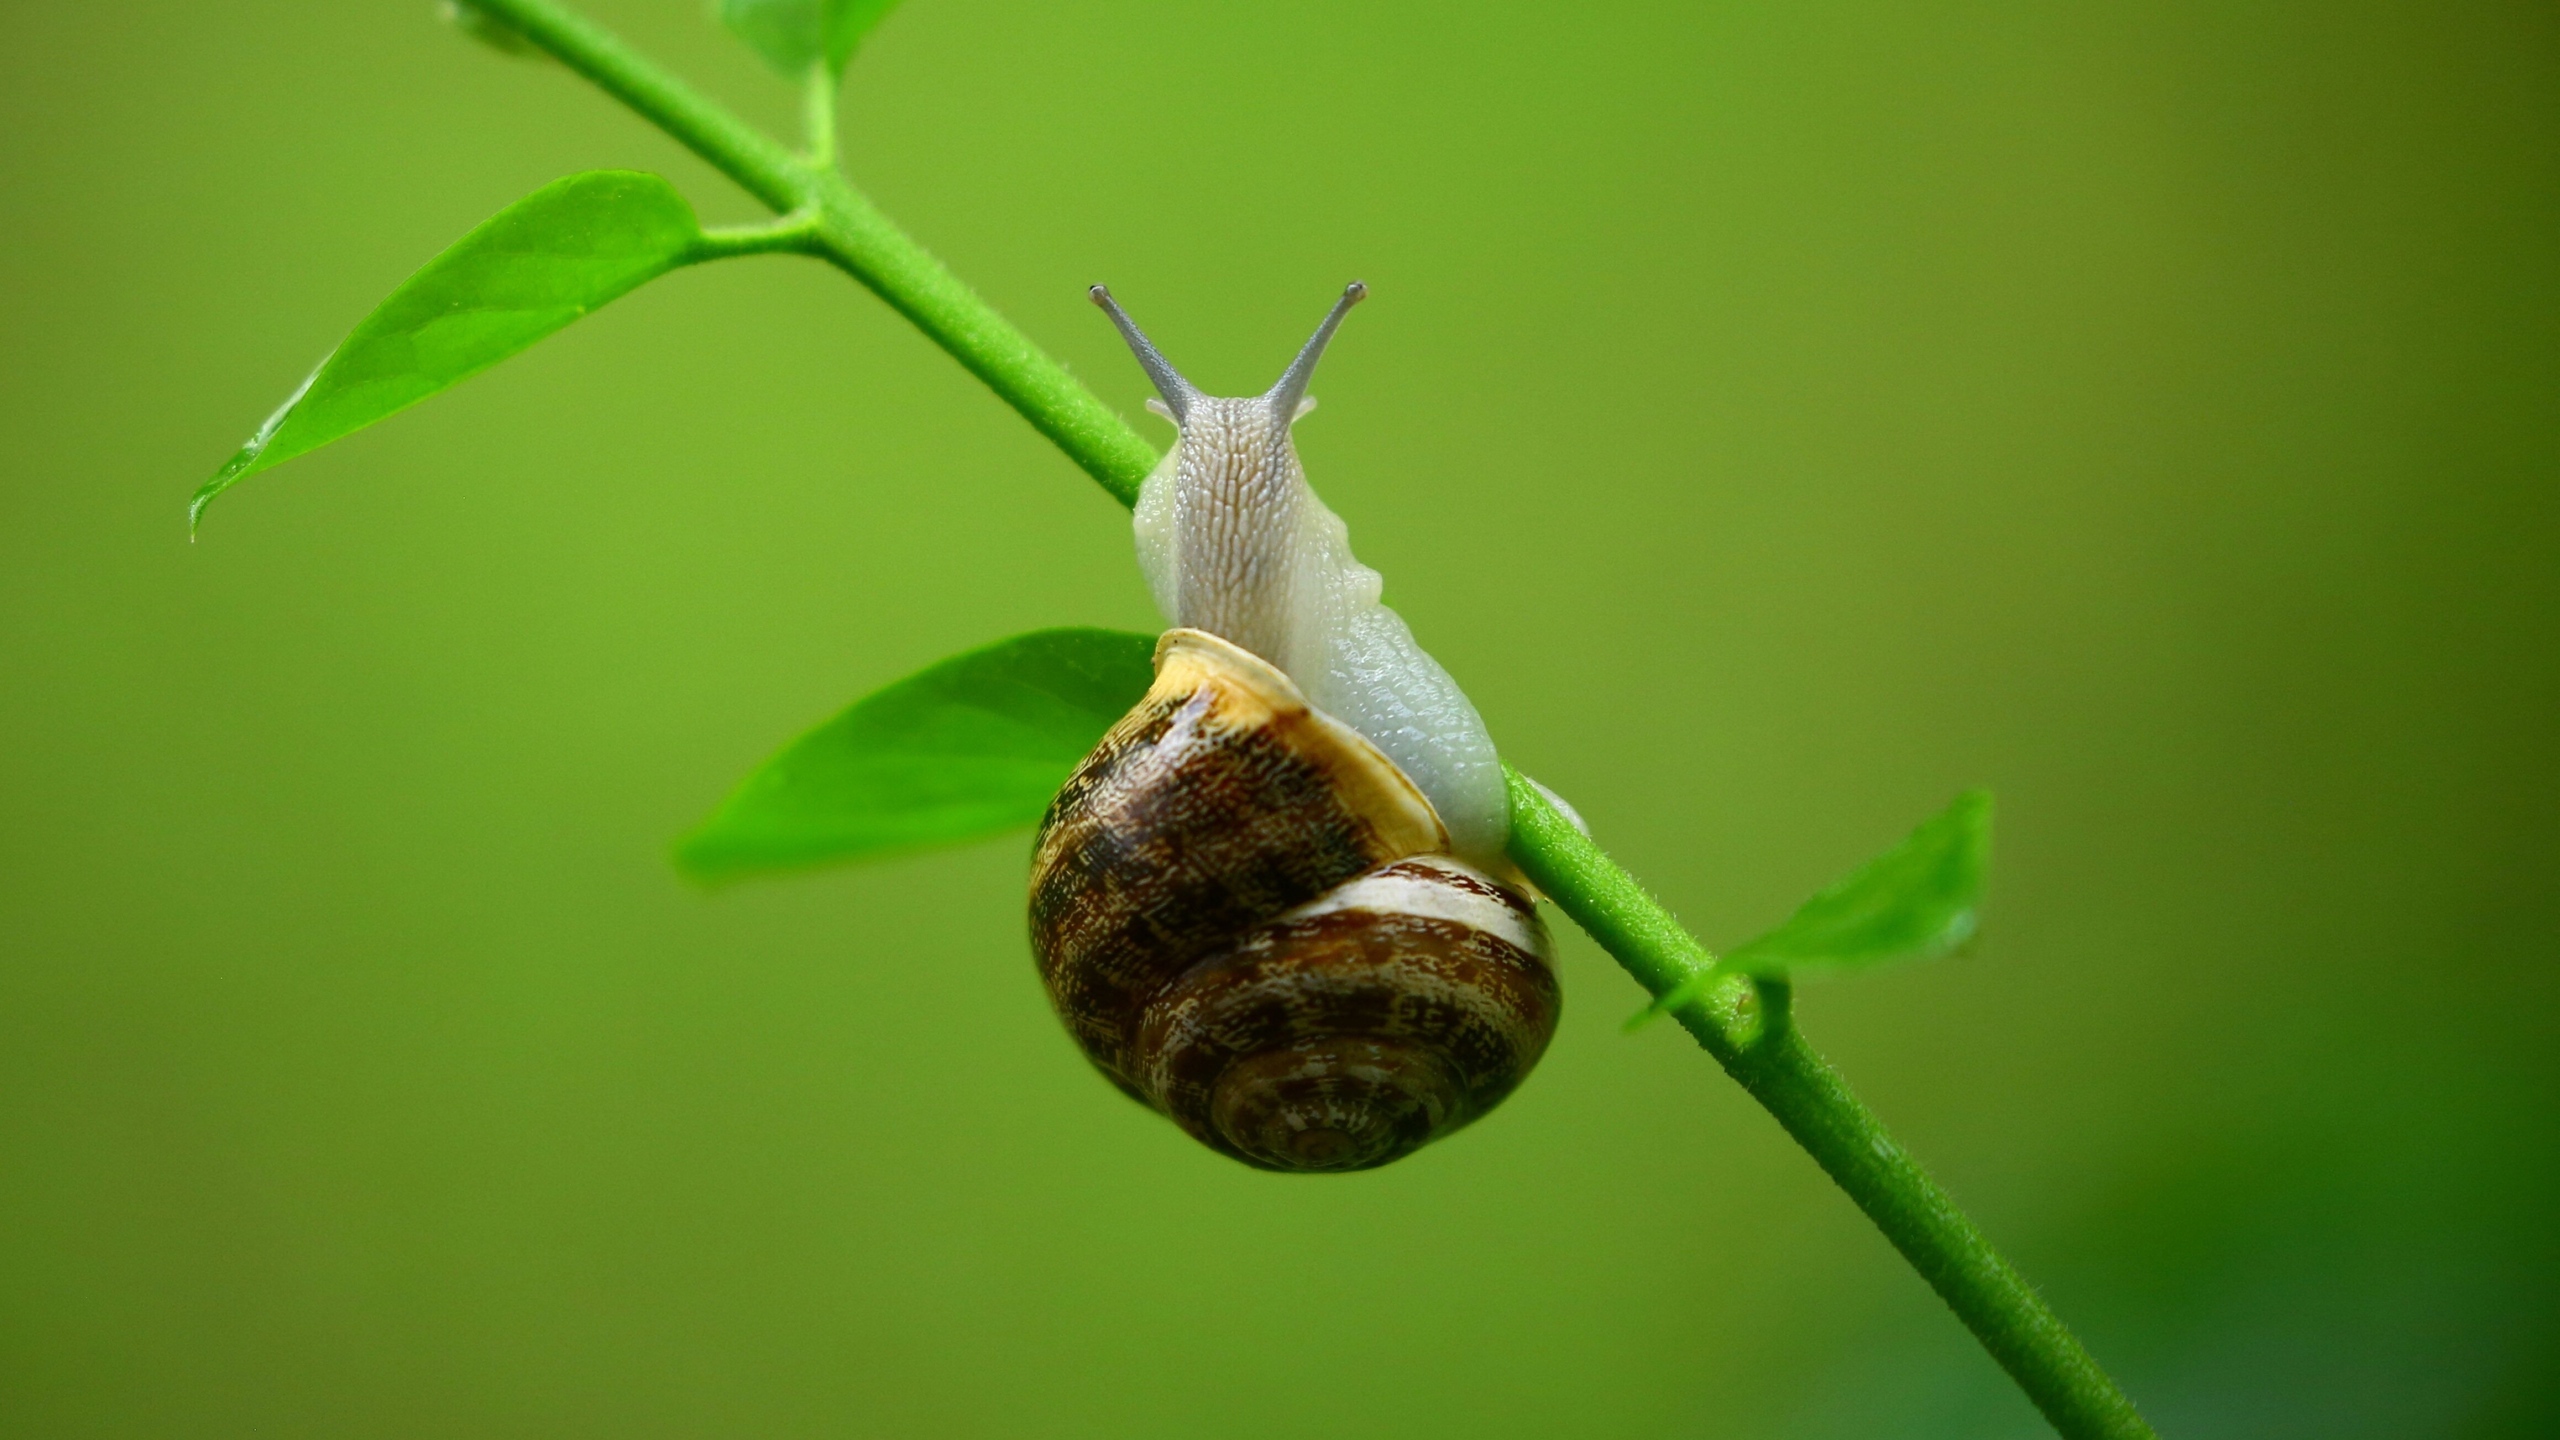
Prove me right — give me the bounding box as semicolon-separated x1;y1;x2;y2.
1163;405;1294;665
1132;394;1512;868
1029;631;1559;1172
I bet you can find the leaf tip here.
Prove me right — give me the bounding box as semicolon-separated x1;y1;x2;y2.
440;0;549;60
1956;785;1995;829
669;825;745;890
189;436;271;536
189;461;254;537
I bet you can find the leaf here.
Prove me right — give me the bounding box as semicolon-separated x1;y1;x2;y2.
192;172;711;531
1633;790;1993;1026
677;628;1159;883
1727;789;1994;976
718;0;902;80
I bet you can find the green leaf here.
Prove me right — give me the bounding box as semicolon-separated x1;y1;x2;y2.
192;172;711;531
677;628;1158;883
1633;790;1993;1026
718;0;902;80
1726;789;1994;976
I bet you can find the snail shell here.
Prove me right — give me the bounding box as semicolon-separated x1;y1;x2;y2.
1030;629;1559;1172
1031;284;1559;1171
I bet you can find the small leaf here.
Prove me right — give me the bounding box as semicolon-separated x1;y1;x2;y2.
1633;790;1993;1026
193;171;711;530
718;0;902;80
677;628;1158;883
1728;789;1994;976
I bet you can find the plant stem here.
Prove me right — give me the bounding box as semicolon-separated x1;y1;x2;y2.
462;4;2151;1433
692;208;825;262
1505;770;2155;1440
803;64;838;170
467;0;1157;506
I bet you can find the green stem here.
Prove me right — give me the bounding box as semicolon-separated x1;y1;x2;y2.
1506;770;2155;1440
461;4;2150;1433
465;0;1157;506
803;64;838;170
692;207;824;262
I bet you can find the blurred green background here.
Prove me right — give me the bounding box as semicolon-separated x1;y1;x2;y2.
3;1;2553;1435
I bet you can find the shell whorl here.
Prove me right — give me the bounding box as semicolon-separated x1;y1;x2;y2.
1029;630;1559;1172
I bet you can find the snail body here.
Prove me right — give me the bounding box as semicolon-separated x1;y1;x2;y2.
1026;287;1559;1172
1118;284;1511;869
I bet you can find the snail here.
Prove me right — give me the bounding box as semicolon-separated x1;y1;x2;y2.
1027;284;1560;1172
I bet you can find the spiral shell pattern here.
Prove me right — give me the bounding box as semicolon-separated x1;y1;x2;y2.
1029;629;1559;1172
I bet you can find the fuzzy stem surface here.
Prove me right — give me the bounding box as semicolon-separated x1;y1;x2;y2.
457;4;2152;1433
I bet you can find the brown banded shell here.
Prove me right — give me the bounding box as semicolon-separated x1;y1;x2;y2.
1028;629;1559;1172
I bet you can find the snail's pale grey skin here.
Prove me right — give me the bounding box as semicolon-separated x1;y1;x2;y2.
1106;282;1510;869
1025;290;1558;1172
